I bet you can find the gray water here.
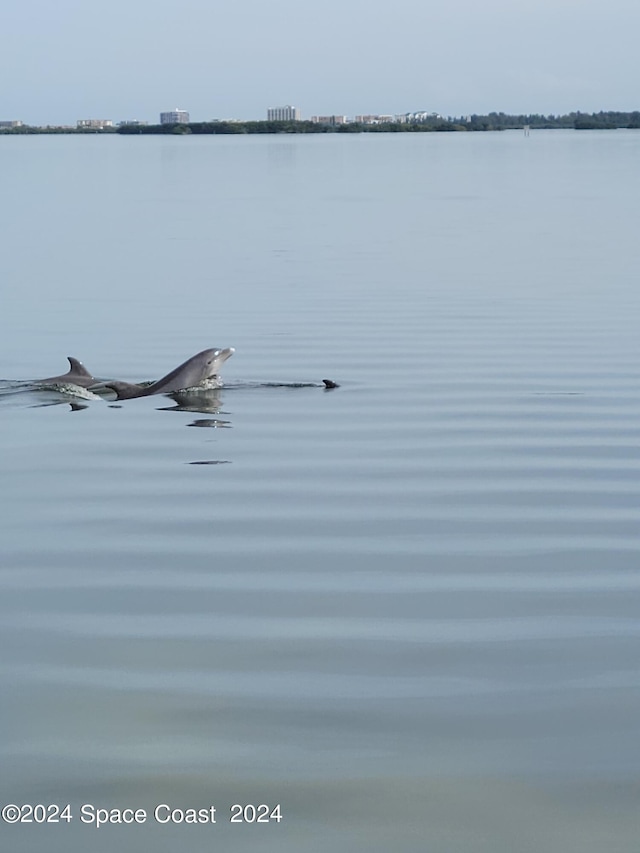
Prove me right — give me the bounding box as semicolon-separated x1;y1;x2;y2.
1;130;639;852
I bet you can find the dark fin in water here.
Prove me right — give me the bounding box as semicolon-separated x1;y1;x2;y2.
322;379;340;389
104;381;147;400
67;357;93;378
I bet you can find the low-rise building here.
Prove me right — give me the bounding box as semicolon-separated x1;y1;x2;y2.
396;111;442;123
310;115;347;125
77;119;113;129
0;120;23;128
354;114;394;124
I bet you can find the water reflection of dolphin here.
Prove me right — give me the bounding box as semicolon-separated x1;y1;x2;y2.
104;348;235;400
35;357;96;388
157;388;227;416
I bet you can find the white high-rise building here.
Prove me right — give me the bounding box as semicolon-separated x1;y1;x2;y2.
267;105;301;121
160;109;190;124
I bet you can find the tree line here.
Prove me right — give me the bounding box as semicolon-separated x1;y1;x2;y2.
116;111;640;134
3;111;640;135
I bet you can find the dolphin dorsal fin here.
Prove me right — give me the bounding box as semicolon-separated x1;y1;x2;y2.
66;357;93;377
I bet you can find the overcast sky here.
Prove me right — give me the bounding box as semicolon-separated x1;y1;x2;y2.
2;0;638;125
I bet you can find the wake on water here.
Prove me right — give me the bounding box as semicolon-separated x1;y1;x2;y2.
0;378;338;412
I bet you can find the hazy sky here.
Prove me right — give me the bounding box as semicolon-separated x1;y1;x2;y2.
2;0;638;124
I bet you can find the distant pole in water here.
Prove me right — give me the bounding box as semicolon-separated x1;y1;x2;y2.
524;124;530;137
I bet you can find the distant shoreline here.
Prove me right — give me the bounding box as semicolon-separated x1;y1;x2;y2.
3;111;640;135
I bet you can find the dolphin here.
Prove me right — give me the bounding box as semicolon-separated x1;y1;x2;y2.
104;347;235;400
36;357;97;388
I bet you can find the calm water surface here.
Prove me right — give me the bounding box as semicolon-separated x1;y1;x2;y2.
1;131;640;852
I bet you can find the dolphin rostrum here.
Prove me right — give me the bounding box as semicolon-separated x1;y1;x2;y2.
104;347;235;400
36;357;97;388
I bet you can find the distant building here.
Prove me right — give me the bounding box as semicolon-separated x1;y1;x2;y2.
0;120;23;128
354;114;394;125
118;119;149;127
310;115;347;125
77;119;113;129
160;109;190;124
267;105;301;122
396;111;442;123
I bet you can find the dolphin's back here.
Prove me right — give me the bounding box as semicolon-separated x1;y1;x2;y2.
105;357;202;399
148;352;209;394
104;381;149;400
